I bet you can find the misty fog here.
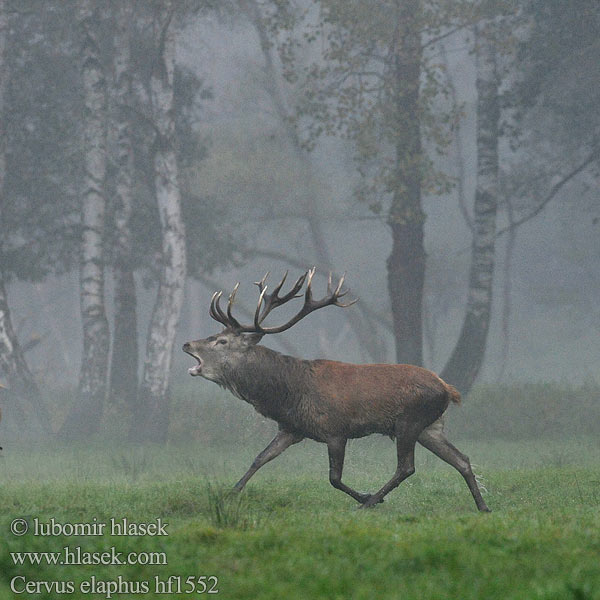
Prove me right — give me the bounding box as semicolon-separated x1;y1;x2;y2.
0;1;598;440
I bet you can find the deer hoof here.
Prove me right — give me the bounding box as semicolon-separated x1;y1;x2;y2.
358;494;384;508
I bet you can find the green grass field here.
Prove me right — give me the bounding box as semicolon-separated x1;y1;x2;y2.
1;429;599;600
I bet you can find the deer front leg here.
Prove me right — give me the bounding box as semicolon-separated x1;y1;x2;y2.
360;422;420;509
233;430;303;492
327;438;382;504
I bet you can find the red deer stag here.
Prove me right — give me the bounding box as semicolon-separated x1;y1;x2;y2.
183;269;490;511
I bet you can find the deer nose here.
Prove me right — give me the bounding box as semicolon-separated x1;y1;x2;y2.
182;342;191;352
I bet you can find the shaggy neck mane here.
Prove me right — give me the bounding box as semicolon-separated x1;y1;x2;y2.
218;345;311;419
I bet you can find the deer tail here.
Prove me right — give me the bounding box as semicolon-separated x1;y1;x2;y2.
445;383;461;405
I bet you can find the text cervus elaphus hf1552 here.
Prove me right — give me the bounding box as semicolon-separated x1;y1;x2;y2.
183;269;490;511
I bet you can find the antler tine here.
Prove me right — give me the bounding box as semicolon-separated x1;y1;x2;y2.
213;290;230;324
331;272;358;307
334;272;346;296
254;285;268;330
254;271;269;292
209;291;229;327
275;270;307;303
209;291;220;321
226;282;243;329
256;270;308;326
304;267;316;302
271;270;288;296
336;297;359;308
207;268;356;336
287;270;308;299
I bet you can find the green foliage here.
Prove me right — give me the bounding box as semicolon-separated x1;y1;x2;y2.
1;2;82;282
1;1;238;287
268;0;481;212
514;0;600;111
505;0;600;183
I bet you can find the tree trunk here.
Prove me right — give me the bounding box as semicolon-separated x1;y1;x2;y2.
60;0;110;438
0;0;50;434
388;0;425;366
0;277;52;432
109;3;138;413
130;4;186;443
441;27;500;394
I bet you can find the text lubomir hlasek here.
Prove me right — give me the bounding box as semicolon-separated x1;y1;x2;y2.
32;517;168;537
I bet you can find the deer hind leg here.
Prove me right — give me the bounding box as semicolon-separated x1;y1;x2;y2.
360;422;420;509
233;429;303;492
418;419;491;512
327;437;379;504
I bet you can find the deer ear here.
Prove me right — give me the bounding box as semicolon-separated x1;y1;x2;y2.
245;333;264;346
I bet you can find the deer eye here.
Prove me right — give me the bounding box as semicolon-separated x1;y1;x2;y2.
217;338;228;345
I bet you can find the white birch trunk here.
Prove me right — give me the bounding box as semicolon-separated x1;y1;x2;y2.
131;4;186;442
109;3;138;411
0;278;31;429
441;26;500;393
61;0;110;437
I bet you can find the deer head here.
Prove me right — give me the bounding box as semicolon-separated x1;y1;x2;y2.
182;268;356;382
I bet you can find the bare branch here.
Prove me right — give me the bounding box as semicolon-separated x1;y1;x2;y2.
497;150;599;238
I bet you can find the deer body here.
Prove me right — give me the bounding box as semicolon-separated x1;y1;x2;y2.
197;342;455;442
184;269;490;511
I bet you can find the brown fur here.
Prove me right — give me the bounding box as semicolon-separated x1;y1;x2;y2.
309;361;451;439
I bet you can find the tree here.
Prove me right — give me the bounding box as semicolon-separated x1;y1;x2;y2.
130;2;187;443
1;1;231;438
0;0;53;433
441;21;500;393
60;0;111;438
505;0;600;216
108;2;138;412
269;0;474;365
240;0;386;362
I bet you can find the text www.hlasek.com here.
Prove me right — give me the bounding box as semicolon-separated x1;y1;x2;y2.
11;546;167;566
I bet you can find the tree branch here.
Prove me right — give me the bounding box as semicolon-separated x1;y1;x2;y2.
421;24;469;50
496;150;599;238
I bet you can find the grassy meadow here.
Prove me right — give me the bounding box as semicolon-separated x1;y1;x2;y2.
1;383;599;599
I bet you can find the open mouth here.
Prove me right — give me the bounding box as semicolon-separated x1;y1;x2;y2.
183;346;203;376
188;357;203;376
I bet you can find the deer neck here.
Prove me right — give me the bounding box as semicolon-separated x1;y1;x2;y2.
219;346;311;421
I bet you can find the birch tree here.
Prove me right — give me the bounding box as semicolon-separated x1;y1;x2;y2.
441;24;500;393
60;0;110;437
130;3;187;443
109;3;138;412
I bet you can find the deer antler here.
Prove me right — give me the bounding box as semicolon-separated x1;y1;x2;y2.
209;268;357;334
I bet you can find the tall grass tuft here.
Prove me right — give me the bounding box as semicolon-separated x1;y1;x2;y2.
204;479;258;530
